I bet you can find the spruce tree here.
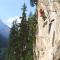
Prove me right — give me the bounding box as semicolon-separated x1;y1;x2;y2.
8;20;18;60
18;3;29;60
28;13;37;60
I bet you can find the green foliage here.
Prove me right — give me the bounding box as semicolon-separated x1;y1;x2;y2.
8;3;37;60
30;0;37;7
27;12;37;60
18;3;29;60
8;20;18;60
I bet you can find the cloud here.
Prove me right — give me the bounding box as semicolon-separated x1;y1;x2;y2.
3;16;21;28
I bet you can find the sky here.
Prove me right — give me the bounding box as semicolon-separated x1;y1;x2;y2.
0;0;35;27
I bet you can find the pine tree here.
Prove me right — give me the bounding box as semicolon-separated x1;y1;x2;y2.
18;3;29;60
8;20;18;60
28;13;37;60
8;3;37;60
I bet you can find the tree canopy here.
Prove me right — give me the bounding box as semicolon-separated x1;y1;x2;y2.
30;0;37;7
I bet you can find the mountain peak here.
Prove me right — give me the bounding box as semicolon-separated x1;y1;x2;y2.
0;20;10;38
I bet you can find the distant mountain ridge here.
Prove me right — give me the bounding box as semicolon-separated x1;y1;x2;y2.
0;20;10;48
0;20;10;38
0;34;8;48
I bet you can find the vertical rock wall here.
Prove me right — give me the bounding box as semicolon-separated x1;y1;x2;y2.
36;0;60;60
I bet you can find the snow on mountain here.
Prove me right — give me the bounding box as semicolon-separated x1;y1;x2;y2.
0;16;21;39
0;20;10;38
0;20;10;48
3;16;21;28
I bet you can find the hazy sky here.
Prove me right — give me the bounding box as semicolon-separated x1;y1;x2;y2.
0;0;35;25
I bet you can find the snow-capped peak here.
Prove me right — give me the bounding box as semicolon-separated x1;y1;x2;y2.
3;16;21;28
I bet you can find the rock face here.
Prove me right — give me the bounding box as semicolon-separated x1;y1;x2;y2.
35;0;60;60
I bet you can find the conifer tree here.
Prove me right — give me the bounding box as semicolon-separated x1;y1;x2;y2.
30;0;37;7
8;3;37;60
18;3;29;60
8;20;18;60
28;13;37;60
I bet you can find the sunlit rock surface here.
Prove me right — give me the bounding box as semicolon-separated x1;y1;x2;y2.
35;0;60;60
